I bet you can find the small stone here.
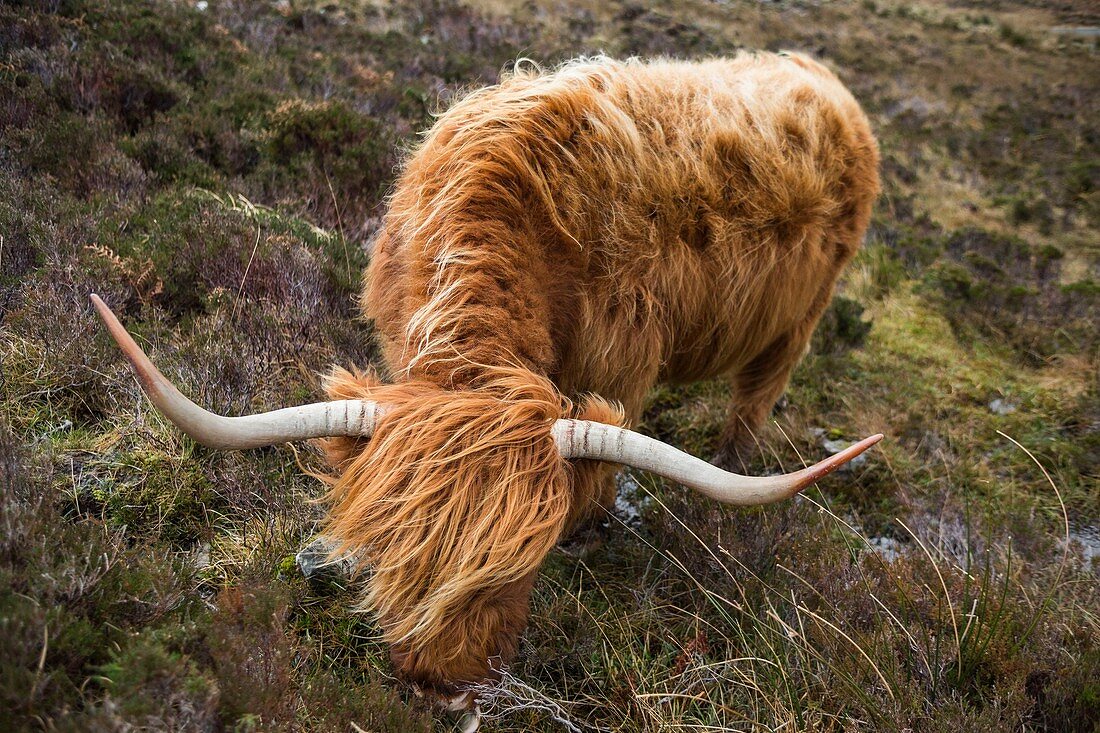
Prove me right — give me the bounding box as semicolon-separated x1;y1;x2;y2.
868;536;901;562
821;437;869;471
295;535;349;579
989;398;1016;415
614;470;651;529
1067;525;1100;565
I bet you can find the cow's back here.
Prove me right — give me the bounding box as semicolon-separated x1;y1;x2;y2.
365;54;879;417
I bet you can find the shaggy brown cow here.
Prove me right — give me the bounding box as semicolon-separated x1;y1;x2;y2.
92;52;881;707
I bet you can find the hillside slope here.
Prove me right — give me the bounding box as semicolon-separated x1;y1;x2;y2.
1;0;1097;730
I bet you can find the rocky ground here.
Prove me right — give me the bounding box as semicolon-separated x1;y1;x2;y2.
1;0;1097;730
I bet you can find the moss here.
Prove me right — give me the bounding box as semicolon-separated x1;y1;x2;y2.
1062;279;1100;297
97;450;217;544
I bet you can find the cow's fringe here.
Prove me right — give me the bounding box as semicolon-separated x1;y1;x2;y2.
317;365;622;687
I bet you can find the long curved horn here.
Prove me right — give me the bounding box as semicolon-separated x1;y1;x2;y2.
91;294;383;449
552;419;882;506
93;294;880;502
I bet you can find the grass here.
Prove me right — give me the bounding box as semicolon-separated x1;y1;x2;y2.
1;0;1097;730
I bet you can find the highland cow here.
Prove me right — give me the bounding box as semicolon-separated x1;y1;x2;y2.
92;52;882;708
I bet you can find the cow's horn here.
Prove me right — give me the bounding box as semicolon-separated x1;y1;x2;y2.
551;419;882;506
93;294;880;502
91;294;384;449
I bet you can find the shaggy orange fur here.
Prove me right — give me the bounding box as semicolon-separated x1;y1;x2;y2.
321;52;880;693
320;366;622;690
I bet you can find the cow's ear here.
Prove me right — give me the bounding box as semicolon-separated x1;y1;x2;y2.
321;365;385;400
316;367;388;471
572;393;626;427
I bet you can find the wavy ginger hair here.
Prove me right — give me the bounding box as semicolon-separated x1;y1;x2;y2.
320;52;880;694
320;367;621;689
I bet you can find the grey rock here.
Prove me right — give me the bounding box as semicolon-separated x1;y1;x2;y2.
821;437;869;471
868;536;902;562
295;535;353;580
614;470;652;530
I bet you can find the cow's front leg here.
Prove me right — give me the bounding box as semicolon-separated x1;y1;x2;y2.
716;327;813;472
